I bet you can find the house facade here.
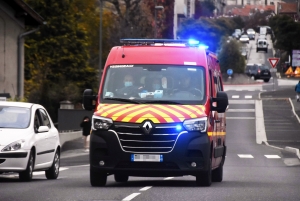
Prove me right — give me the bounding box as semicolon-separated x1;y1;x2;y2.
0;0;43;99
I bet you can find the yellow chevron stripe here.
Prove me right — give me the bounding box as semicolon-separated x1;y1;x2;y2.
168;105;197;118
184;105;205;114
112;104;148;117
136;114;160;123
154;105;185;118
207;132;226;136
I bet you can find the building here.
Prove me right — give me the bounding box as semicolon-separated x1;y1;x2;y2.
0;0;43;99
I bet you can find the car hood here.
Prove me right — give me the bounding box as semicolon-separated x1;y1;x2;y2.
0;129;31;146
95;104;207;123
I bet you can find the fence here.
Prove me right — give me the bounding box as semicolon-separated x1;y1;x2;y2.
57;109;93;131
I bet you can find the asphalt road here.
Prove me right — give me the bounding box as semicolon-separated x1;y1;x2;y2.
1;33;300;201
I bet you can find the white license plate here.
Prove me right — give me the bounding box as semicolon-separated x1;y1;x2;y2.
131;154;163;162
264;73;268;75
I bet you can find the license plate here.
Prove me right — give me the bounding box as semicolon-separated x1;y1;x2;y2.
264;72;268;75
131;154;163;162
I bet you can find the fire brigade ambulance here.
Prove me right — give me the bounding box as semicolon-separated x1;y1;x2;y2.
83;39;228;187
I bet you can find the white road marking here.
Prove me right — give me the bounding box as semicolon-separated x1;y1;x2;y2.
227;109;255;112
33;167;68;176
164;177;174;180
245;95;252;99
232;95;239;99
122;193;141;201
229;100;255;104
238;154;254;158
255;100;267;144
264;155;281;159
226;117;255;120
139;186;152;191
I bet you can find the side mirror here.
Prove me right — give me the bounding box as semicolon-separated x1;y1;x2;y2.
38;126;50;133
211;91;228;113
83;89;97;111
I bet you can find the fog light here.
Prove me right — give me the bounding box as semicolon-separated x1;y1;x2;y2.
99;161;105;166
191;162;196;167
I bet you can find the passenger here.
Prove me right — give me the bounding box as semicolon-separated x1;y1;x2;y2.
115;74;139;97
151;78;163;91
173;74;202;96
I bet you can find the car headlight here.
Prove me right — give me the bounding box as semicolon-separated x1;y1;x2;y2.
92;115;113;130
183;117;207;132
2;140;25;152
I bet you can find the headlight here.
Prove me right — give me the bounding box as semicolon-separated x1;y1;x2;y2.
92;115;113;130
183;117;207;132
2;140;25;152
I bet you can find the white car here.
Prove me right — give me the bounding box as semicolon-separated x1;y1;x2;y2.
0;101;61;181
246;28;256;35
239;35;250;43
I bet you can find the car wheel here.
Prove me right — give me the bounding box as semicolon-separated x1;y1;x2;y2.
45;150;60;179
266;49;268;53
90;167;107;187
114;174;129;182
256;49;258;52
264;79;270;82
196;159;212;186
19;151;34;181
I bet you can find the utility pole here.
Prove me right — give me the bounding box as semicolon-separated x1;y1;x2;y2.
99;0;103;81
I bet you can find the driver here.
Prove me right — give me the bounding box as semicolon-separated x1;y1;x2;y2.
173;74;202;96
115;74;139;98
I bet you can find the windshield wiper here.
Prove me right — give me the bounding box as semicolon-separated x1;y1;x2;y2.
104;97;141;104
143;100;181;104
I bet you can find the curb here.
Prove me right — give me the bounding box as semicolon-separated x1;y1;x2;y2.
285;147;300;160
288;98;300;124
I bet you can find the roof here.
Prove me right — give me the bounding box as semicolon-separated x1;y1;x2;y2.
2;0;44;26
278;3;298;14
0;101;34;108
228;5;275;16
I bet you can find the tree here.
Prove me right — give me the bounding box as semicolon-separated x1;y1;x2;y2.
269;15;300;59
218;40;245;74
24;0;98;121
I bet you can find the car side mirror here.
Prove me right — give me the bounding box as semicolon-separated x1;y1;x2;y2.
83;89;97;111
38;126;50;133
211;91;228;113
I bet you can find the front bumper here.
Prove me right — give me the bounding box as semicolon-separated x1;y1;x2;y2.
0;152;29;172
90;130;211;177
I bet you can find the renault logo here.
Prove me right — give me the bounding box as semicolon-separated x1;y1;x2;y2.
142;121;152;134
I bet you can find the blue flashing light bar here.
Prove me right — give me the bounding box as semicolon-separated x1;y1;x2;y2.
188;39;200;45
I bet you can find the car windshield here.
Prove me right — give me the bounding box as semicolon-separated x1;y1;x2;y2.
0;106;31;128
241;35;248;38
101;65;206;105
260;66;270;70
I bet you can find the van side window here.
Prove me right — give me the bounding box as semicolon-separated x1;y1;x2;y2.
209;70;213;97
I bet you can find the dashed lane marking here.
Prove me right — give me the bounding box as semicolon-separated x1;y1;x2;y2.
232;95;240;99
238;154;254;158
122;193;141;201
264;155;281;159
226;117;255;120
139;186;152;191
33;167;69;176
164;177;174;180
227;109;255;112
245;95;252;99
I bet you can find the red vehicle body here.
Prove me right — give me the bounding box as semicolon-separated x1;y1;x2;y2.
83;39;228;187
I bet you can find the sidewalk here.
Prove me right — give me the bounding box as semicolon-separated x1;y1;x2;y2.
61;137;89;159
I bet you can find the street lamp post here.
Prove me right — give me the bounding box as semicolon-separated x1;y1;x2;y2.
99;0;103;81
154;0;164;38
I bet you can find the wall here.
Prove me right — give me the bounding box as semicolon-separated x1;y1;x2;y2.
0;2;24;98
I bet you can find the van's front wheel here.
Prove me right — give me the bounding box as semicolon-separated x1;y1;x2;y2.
196;160;212;186
90;167;107;187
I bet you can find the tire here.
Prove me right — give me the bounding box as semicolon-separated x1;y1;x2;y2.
265;49;268;53
264;79;270;82
19;151;34;181
196;159;212;187
114;174;129;182
256;49;258;52
212;163;223;182
45;150;60;179
90;167;107;187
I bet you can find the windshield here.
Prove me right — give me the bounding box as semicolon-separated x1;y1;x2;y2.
0;106;31;129
101;65;206;105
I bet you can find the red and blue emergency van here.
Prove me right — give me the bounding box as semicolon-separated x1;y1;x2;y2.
83;39;228;186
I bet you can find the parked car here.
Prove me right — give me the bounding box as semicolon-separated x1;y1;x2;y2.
234;29;242;38
240;46;248;59
245;64;271;82
0;101;61;181
246;28;256;35
239;34;250;43
256;39;268;53
248;33;255;40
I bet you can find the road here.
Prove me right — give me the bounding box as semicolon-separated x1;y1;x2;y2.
1;34;300;201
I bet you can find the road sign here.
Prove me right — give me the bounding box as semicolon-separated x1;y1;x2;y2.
227;69;233;76
268;58;280;68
